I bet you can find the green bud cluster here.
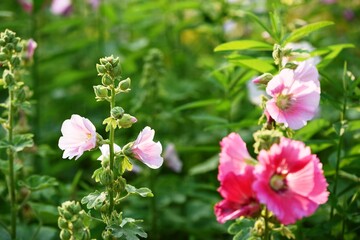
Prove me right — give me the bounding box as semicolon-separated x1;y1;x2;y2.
0;29;23;68
58;201;91;240
140;48;165;88
253;129;283;154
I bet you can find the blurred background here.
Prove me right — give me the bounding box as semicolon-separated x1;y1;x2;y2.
0;0;359;239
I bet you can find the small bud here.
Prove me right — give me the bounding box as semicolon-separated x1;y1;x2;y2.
253;129;283;154
60;229;71;240
16;87;26;102
3;70;15;87
117;114;137;128
11;56;20;67
99;168;114;186
104;62;112;71
272;44;282;66
96;64;106;74
15;44;22;53
110;106;124;119
252;73;273;85
118;78;131;92
284;62;298;70
101;74;113;86
58;217;68;229
0;52;7;61
93;85;108;99
69;202;82;214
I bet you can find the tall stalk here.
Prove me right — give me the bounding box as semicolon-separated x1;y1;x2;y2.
108;86;116;215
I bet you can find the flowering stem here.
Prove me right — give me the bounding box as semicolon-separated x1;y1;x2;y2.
108;86;116;215
7;86;17;240
263;207;270;240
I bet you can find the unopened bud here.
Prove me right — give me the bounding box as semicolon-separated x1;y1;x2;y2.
99;168;114;186
60;229;71;240
272;44;282;66
252;73;273;85
118;78;131;92
117;114;137;128
96;64;106;74
3;70;15;87
104;62;112;71
110;106;124;119
93;85;108;99
11;56;20;67
0;52;7;61
101;74;113;86
58;217;68;229
16;87;26;102
284;62;298;70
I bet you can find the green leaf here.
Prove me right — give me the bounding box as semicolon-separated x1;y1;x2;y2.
283;21;334;44
18;175;58;191
81;191;107;210
0;224;11;240
242;11;275;40
189;154;218;175
125;184;153;197
0;140;10;149
92;167;103;182
103;117;117;132
12;134;34;151
228;55;275;73
28;202;59;224
0;159;22;174
173;99;222;112
317;44;355;69
228;218;256;240
214;40;273;52
108;218;147;240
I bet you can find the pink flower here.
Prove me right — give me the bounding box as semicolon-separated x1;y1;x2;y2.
218;133;252;181
18;0;33;13
97;144;121;161
163;143;182;172
253;137;329;225
50;0;72;16
26;39;37;59
215;166;260;223
265;62;320;130
131;126;163;169
87;0;100;10
58;114;97;160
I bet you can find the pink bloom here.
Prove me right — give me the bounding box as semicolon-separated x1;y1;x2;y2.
58;114;97;160
215;166;260;223
50;0;72;16
18;0;33;13
218;133;252;181
265;62;320;130
87;0;100;10
26;39;37;59
97;144;121;161
253;137;329;225
163;143;182;173
131;126;163;169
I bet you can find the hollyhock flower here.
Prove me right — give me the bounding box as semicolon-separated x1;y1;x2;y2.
131;126;163;169
58;114;97;160
18;0;33;13
253;137;329;225
163;143;182;173
247;79;266;106
50;0;72;16
26;38;37;59
87;0;100;10
265;61;320;129
97;144;121;161
218;133;252;181
215;166;260;223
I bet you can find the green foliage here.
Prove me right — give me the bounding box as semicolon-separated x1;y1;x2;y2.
108;218;147;240
18;174;58;191
81;191;107;210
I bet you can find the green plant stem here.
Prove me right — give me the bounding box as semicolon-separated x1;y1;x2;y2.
8;88;17;240
264;207;270;240
108;86;116;215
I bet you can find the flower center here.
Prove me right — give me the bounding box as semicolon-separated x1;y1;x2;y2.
276;94;292;110
270;174;287;192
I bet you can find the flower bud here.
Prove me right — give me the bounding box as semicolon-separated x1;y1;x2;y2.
60;229;71;240
117;113;137;128
96;64;106;74
117;77;131;92
99;168;114;186
93;85;108;100
3;70;15;87
58;217;68;229
11;56;20;67
16;87;26;102
252;73;273;85
101;74;113;86
104;62;112;71
0;52;7;61
110;106;124;119
253;129;283;154
272;44;282;66
284;62;298;70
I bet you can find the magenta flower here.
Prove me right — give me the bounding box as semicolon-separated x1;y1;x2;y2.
26;38;37;59
265;62;320;130
215;166;260;223
18;0;33;13
50;0;72;16
253;137;329;225
218;133;252;181
58;114;97;160
131;126;163;169
97;144;121;161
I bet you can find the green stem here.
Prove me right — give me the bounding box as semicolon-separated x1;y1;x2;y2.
264;207;270;240
8;88;17;240
108;87;116;215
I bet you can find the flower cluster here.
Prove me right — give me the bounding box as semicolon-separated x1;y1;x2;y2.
215;133;329;225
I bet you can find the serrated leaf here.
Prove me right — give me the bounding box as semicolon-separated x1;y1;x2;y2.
283;21;334;44
81;191;107;209
18;175;58;191
92;167;103;182
0;159;22;174
103;117;117;132
228;218;255;235
215;40;273;52
12;134;34;151
108;218;147;240
125;184;153;197
28;202;59;224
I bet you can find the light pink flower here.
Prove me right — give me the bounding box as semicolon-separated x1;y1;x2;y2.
26;39;37;59
265;62;320;130
215;166;260;223
58;114;97;160
253;137;329;225
97;144;121;161
283;41;321;66
218;133;252;181
131;126;163;169
50;0;72;16
87;0;100;10
163;143;182;172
